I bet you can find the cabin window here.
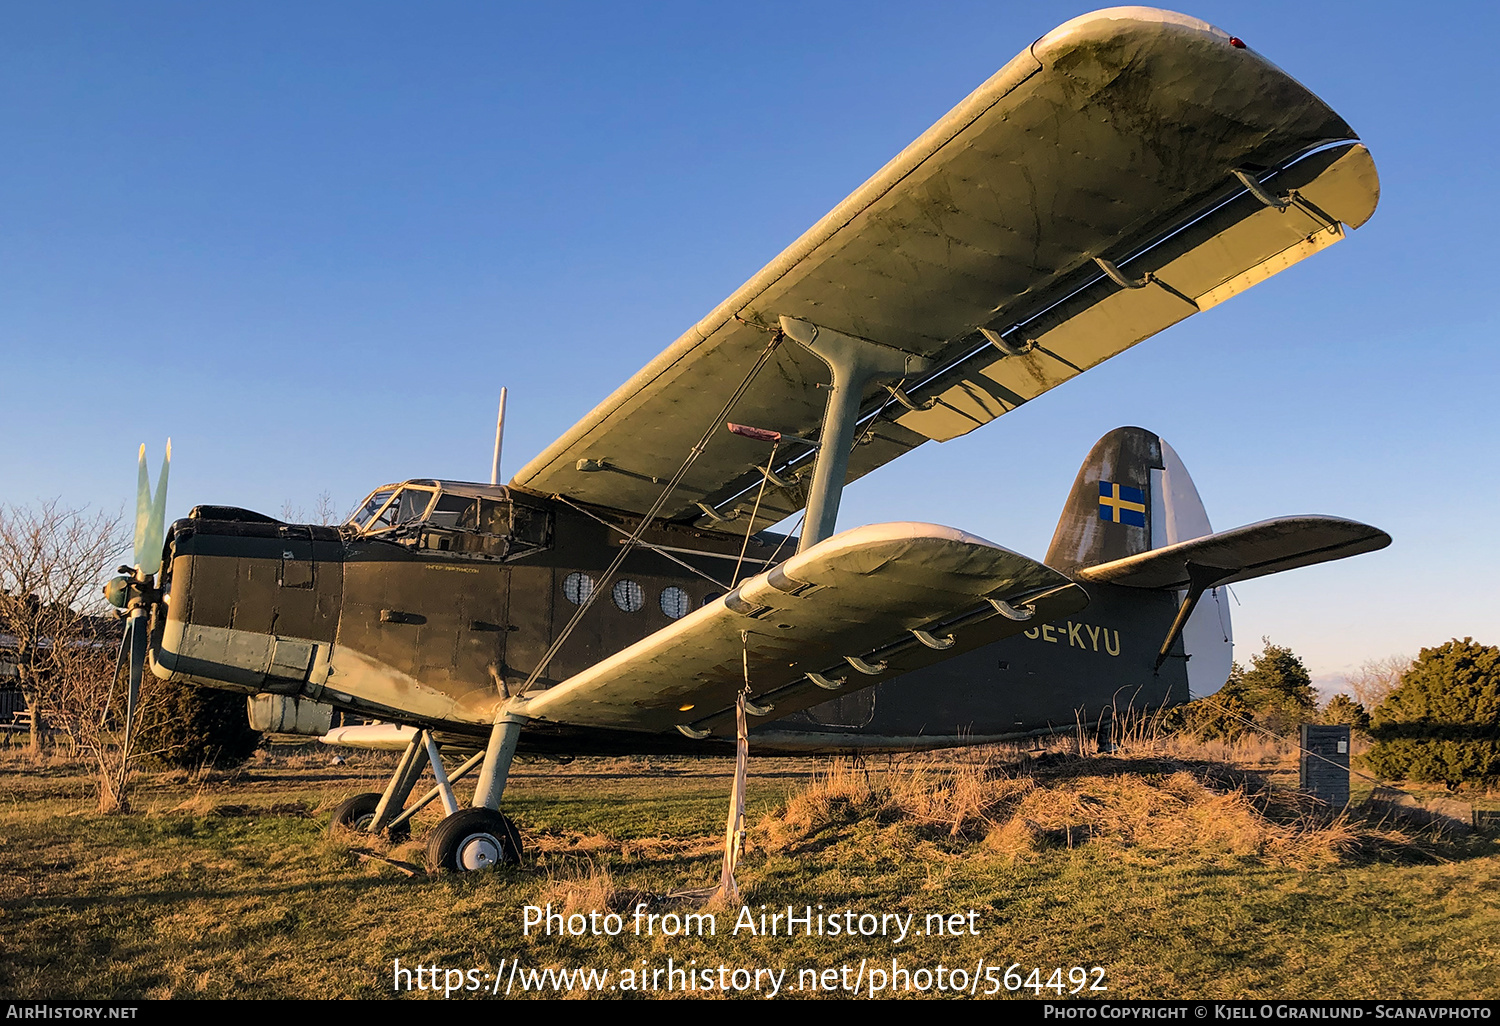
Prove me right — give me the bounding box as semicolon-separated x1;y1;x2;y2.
564;572;595;605
612;580;644;613
660;587;690;620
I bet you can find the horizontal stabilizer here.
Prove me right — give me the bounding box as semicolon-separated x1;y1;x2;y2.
1076;516;1390;590
517;523;1086;738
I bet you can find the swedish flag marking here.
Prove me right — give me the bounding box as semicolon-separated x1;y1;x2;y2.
1098;481;1146;527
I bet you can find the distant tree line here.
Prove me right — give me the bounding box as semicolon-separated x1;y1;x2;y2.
1168;636;1499;788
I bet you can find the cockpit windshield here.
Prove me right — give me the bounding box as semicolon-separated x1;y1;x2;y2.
345;481;553;561
349;489;397;531
347;485;435;534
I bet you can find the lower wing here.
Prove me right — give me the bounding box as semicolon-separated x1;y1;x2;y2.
515;522;1087;738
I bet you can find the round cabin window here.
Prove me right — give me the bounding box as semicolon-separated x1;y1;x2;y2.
660;586;691;620
563;572;595;605
613;579;645;613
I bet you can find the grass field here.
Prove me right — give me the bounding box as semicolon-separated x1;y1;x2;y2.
0;735;1495;1000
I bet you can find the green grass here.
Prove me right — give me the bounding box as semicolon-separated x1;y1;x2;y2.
0;744;1495;1000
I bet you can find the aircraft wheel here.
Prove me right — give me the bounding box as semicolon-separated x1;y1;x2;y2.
329;792;411;841
427;808;523;872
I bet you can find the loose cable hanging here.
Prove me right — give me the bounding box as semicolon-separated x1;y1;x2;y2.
715;630;753;905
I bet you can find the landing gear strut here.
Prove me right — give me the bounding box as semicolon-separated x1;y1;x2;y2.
338;713;531;872
424;711;528;872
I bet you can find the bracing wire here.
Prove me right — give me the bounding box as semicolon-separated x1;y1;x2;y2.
730;440;779;589
518;332;783;695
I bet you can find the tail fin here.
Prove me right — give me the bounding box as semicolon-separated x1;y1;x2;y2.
1047;426;1233;698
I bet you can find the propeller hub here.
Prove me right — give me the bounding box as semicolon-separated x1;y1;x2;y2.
103;573;157;612
103;576;131;609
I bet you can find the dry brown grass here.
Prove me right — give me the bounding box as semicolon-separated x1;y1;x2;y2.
759;750;1426;870
535;863;620;917
977;767;1381;867
759;759;886;851
527;830;720;863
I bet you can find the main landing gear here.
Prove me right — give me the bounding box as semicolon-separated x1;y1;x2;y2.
426;808;523;871
331;712;529;872
330;792;411;842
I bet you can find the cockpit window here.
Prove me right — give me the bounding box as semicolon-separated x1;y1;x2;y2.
350;489;397;532
346;482;553;560
428;494;478;530
392;487;435;528
348;486;434;534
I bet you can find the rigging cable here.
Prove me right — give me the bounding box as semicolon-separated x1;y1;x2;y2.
518;331;784;696
552;495;730;591
730;439;779;588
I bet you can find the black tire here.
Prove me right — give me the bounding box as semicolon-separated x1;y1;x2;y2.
329;792;411;841
426;808;523;871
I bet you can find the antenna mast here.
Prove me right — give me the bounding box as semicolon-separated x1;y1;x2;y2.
490;387;507;486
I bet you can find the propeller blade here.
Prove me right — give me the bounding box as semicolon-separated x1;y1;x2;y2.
100;623;130;729
122;614;148;754
133;445;151;568
139;439;171;576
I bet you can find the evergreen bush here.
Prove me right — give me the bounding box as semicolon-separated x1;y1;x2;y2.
1364;638;1499;787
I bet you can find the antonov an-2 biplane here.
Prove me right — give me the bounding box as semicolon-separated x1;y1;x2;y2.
108;8;1389;872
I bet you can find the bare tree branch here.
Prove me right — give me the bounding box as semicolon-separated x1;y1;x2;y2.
0;501;129;766
1342;653;1413;712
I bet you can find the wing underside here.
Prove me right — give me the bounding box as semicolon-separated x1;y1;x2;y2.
516;522;1087;737
512;9;1379;533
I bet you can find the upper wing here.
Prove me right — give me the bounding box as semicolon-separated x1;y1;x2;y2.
512;9;1379;531
515;522;1086;737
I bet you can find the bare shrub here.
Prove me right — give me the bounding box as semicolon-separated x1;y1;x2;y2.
0;501;127;752
1344;653;1413;712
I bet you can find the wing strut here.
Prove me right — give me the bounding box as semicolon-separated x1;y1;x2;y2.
779;317;931;551
1154;562;1236;672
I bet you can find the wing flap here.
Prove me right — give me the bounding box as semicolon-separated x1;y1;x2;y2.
893;144;1377;442
516;523;1086;736
1076;516;1390;590
512;10;1369;526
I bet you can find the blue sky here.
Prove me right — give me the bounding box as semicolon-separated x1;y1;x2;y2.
3;2;1496;688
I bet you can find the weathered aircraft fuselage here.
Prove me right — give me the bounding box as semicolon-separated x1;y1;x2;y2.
150;476;1194;755
154;486;785;739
